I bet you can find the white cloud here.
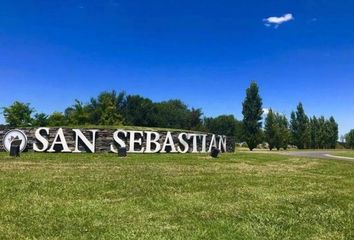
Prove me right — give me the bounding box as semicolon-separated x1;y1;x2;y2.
262;108;270;115
263;13;294;28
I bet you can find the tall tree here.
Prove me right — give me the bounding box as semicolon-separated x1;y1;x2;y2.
290;103;309;149
242;82;263;151
275;113;290;150
345;129;354;149
328;116;338;148
309;116;319;149
2;101;34;127
264;109;277;151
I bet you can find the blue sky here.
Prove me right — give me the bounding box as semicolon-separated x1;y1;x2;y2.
0;0;353;136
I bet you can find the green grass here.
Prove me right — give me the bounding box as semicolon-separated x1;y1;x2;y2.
0;152;353;239
327;150;354;158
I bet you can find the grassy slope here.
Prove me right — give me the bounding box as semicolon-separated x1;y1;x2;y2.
0;152;353;240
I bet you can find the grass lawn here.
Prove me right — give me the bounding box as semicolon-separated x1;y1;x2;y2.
0;152;353;239
327;150;354;158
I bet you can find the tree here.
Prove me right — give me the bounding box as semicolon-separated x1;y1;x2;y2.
345;129;354;149
188;108;203;131
65;100;90;125
275;114;290;150
264;109;277;151
33;113;48;127
153;100;191;129
2;101;34;127
328;117;338;149
86;91;125;125
47;112;67;126
309;116;319;149
242;82;263;151
290;103;309;149
204;115;242;139
123;95;156;127
308;115;338;149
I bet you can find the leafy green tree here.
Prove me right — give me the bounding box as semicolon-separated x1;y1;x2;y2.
86;91;125;125
65;100;90;125
188;108;203;131
2;101;34;127
242;82;263;151
33;113;49;127
154;100;191;129
204;115;242;139
264;109;277;151
47;112;67;126
290;103;310;149
97;91;124;125
345;129;354;149
123;95;156;126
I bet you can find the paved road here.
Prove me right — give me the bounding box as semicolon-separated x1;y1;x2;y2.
282;151;354;162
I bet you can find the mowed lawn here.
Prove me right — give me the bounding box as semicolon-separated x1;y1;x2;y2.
0;152;353;240
328;150;354;158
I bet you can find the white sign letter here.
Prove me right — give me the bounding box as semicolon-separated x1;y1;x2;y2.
33;127;50;152
47;128;71;153
161;132;177;153
177;133;189;153
218;135;227;152
208;134;218;152
187;133;199;153
72;129;98;153
145;131;161;153
129;131;145;153
110;130;127;153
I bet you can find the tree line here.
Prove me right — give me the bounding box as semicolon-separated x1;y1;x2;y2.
2;83;350;150
1;91;243;141
242;82;340;150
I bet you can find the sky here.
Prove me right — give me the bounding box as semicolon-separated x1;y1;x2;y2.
0;0;353;136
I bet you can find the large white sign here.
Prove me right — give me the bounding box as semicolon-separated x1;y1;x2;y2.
29;128;227;153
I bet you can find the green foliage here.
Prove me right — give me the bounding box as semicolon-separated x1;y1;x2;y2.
275;114;290;150
32;113;48;127
309;116;338;149
2;101;33;127
242;82;263;151
95;91;125;125
47;112;67;126
204;115;243;140
123;95;157;127
264;109;277;151
153;100;191;129
188;108;203;131
290;103;310;149
65;100;90;125
264;110;290;151
345;129;354;149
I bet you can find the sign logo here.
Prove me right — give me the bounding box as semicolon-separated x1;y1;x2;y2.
2;129;28;152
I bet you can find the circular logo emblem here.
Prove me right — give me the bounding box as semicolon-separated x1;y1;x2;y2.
2;129;28;152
